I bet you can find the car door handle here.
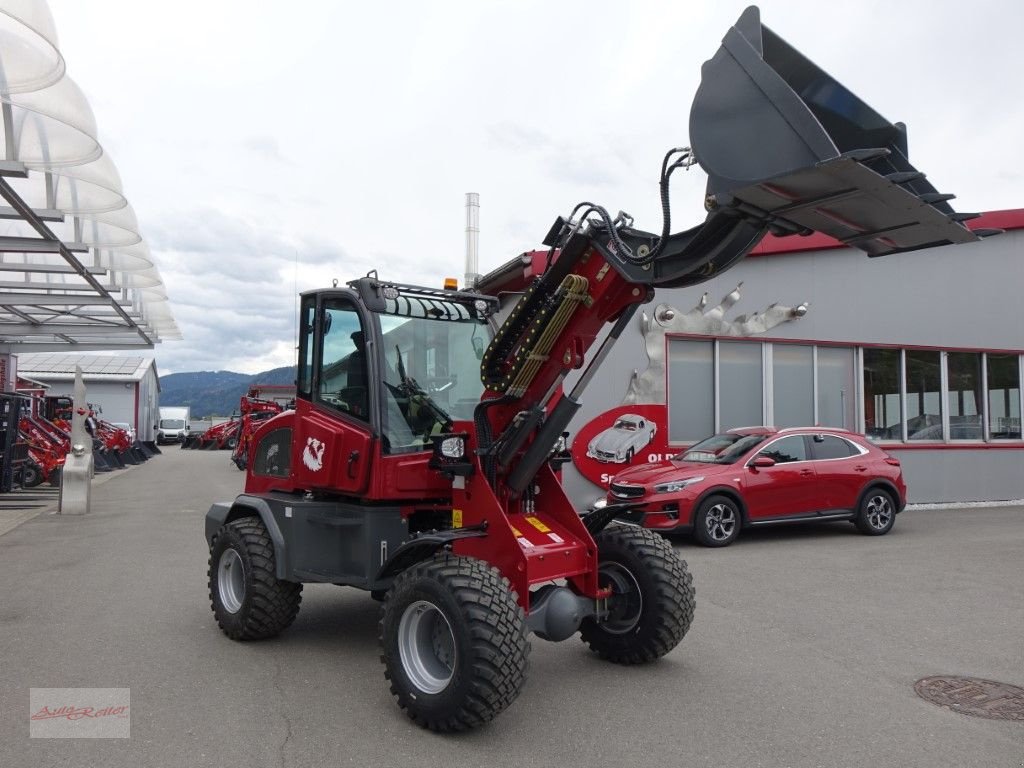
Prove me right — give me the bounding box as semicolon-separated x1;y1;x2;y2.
854;465;868;472
347;450;360;478
800;469;814;476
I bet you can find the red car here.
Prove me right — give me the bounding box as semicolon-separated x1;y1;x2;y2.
606;427;906;547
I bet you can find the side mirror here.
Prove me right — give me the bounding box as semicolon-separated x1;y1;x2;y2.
750;456;776;469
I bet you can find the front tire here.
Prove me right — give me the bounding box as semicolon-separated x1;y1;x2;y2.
693;494;741;547
580;525;695;664
380;554;530;731
854;489;896;535
208;516;302;640
21;461;42;488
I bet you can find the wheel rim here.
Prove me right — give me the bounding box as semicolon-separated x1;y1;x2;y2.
398;600;456;694
865;495;893;530
705;503;737;541
599;562;643;635
217;548;246;614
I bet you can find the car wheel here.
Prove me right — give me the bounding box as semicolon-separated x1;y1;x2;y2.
693;494;741;547
854;489;895;536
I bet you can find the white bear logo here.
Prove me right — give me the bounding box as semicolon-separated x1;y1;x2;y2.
302;437;326;472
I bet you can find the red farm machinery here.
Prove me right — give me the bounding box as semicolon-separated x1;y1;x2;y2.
204;7;996;730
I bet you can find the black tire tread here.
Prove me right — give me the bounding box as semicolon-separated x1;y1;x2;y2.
854;487;895;536
208;516;302;640
580;524;695;665
380;554;530;731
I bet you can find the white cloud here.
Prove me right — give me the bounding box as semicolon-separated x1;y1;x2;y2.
45;0;1024;373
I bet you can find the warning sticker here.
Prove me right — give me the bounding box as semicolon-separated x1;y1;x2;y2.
452;509;463;529
516;537;535;549
510;525;524;538
525;516;552;533
547;532;564;544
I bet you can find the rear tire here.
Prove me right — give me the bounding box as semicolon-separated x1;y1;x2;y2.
380;554;530;731
580;525;695;664
854;489;896;535
208;516;302;640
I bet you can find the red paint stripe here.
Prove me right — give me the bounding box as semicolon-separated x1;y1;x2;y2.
750;208;1024;256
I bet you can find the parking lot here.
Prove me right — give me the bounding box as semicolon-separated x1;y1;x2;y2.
1;447;1021;768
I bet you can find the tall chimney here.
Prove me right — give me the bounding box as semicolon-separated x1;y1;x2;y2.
464;192;479;290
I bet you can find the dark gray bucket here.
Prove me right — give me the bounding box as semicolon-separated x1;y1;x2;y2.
689;6;996;256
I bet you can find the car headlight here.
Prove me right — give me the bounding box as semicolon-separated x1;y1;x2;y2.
653;476;704;494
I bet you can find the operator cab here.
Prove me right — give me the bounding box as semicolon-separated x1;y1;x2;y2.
248;274;498;498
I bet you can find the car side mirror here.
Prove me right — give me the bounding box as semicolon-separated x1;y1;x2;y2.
750;456;776;469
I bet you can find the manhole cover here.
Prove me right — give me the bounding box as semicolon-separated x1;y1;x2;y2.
914;676;1024;721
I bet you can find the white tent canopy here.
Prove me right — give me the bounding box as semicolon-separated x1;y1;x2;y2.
0;0;177;352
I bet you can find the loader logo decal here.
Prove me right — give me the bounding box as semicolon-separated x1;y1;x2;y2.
301;437;326;472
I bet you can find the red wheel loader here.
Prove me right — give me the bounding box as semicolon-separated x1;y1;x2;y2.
205;6;997;731
230;392;286;470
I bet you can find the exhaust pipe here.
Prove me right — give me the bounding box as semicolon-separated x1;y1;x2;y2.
464;192;480;289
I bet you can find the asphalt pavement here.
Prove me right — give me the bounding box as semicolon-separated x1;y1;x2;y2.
1;447;1021;768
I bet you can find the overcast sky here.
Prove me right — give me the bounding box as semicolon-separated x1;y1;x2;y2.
45;0;1024;375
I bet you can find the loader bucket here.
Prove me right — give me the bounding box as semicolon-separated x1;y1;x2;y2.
689;6;996;256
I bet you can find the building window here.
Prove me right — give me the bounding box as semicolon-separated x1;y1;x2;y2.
817;347;855;429
947;352;983;440
719;341;763;431
905;350;942;440
667;340;714;442
987;353;1022;439
772;344;813;428
863;348;902;440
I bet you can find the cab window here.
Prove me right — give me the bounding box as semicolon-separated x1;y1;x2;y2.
316;299;369;420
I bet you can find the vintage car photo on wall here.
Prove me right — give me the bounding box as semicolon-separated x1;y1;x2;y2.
585;413;658;464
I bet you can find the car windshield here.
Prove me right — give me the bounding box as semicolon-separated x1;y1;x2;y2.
160;419;185;430
613;420;638;431
676;433;765;464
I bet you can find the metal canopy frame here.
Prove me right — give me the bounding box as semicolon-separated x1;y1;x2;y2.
0;1;178;355
0;165;157;351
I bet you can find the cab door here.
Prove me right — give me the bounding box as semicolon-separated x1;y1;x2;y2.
292;294;373;494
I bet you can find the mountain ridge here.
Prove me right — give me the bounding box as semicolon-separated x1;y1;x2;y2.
159;365;297;418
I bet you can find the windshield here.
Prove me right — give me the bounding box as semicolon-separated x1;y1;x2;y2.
676;433;765;464
378;311;489;453
160;419;185;430
613;419;639;431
